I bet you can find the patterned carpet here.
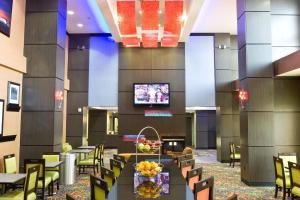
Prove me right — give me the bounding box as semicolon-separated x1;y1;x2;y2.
46;150;286;200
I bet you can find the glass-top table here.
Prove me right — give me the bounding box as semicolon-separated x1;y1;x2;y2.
107;155;194;200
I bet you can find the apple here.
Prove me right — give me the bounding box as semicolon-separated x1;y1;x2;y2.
138;143;144;151
144;144;151;152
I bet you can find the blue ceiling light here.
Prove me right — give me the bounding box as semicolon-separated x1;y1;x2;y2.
87;0;111;33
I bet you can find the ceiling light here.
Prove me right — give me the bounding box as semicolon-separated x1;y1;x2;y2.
77;23;84;28
67;10;74;15
158;10;162;14
180;15;187;22
139;10;143;15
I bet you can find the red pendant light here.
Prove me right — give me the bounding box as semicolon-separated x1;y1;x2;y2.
117;1;137;35
164;0;183;36
141;0;160;30
142;33;158;48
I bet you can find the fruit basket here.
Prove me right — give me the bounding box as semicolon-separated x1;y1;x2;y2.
136;181;162;199
134;126;162;178
136;138;162;154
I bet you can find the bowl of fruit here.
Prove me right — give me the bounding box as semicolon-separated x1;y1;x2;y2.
135;161;163;178
136;181;162;199
136;138;162;154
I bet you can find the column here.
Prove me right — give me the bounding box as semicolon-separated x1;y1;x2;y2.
237;0;274;185
21;0;67;163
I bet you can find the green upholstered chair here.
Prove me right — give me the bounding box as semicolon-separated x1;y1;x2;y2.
273;156;291;200
180;159;195;179
109;159;122;178
186;167;202;192
78;145;99;175
100;167;115;190
113;154;126;168
90;174;109;200
99;144;104;166
3;154;24;189
279;152;297;175
42;152;60;191
229;143;240;168
194;176;214;200
0;165;39;200
24;159;52;199
88;144;100;160
288;161;300;200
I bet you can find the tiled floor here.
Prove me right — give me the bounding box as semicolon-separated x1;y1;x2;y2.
47;149;287;200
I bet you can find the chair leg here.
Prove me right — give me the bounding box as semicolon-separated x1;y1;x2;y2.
288;189;291;197
275;185;278;198
232;159;235;168
229;159;232;167
42;188;44;199
283;188;286;200
57;179;59;190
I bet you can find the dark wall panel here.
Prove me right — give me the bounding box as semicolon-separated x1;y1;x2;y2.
118;46;185;153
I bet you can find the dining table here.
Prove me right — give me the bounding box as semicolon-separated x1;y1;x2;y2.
107;155;194;200
77;145;96;149
0;173;26;184
45;161;64;168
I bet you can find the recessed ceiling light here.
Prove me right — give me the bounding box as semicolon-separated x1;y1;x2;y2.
139;10;143;15
77;23;84;28
180;15;187;22
158;10;162;14
67;10;74;15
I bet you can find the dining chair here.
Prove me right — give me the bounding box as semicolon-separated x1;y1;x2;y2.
24;159;53;199
273;156;291;200
66;193;76;200
78;145;100;175
99;144;105;166
177;154;193;167
180;159;195;179
113;154;126;168
288;161;300;200
3;154;24;189
100;167;115;190
194;176;214;200
279;152;297;174
186;167;203;191
0;165;39;200
42;152;60;191
88;144;99;159
110;159;123;178
229;143;240;168
90;174;109;200
227;193;238;200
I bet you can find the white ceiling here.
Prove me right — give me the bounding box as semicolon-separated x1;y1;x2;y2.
67;0;238;35
192;0;237;35
278;68;300;77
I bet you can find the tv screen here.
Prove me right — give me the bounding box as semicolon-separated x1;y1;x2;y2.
0;0;13;37
134;83;170;105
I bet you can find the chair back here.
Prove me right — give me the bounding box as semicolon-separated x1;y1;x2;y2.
187;167;202;191
90;174;109;200
113;154;126;168
42;152;60;171
279;152;297;170
24;159;46;182
180;159;195;178
100;167;115;190
110;159;122;178
3;154;17;174
288;161;300;190
229;143;235;156
227;193;238;200
177;155;193;167
66;193;76;200
194;176;214;200
24;165;39;200
273;156;285;185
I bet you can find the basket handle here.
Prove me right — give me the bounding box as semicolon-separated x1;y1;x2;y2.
135;126;161;164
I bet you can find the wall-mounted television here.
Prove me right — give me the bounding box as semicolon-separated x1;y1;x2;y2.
134;83;170;106
0;0;13;37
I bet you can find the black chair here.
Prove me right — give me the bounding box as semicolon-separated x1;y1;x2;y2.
186;167;202;191
194;176;214;200
90;174;109;200
179;159;195;179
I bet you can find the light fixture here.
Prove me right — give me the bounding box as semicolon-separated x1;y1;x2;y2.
67;10;74;15
77;23;84;28
139;10;143;15
158;10;162;14
180;14;187;22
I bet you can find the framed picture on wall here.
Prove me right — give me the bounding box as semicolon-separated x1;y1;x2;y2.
0;0;13;37
7;82;20;111
0;99;4;135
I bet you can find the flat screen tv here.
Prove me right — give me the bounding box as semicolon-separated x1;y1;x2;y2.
134;83;170;106
0;0;13;37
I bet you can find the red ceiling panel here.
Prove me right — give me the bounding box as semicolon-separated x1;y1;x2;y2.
122;37;140;47
164;0;183;36
142;33;158;48
117;1;137;35
161;36;179;47
141;0;160;30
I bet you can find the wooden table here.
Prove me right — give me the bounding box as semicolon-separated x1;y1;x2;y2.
45;161;64;168
77;145;96;149
0;173;26;184
107;155;194;200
